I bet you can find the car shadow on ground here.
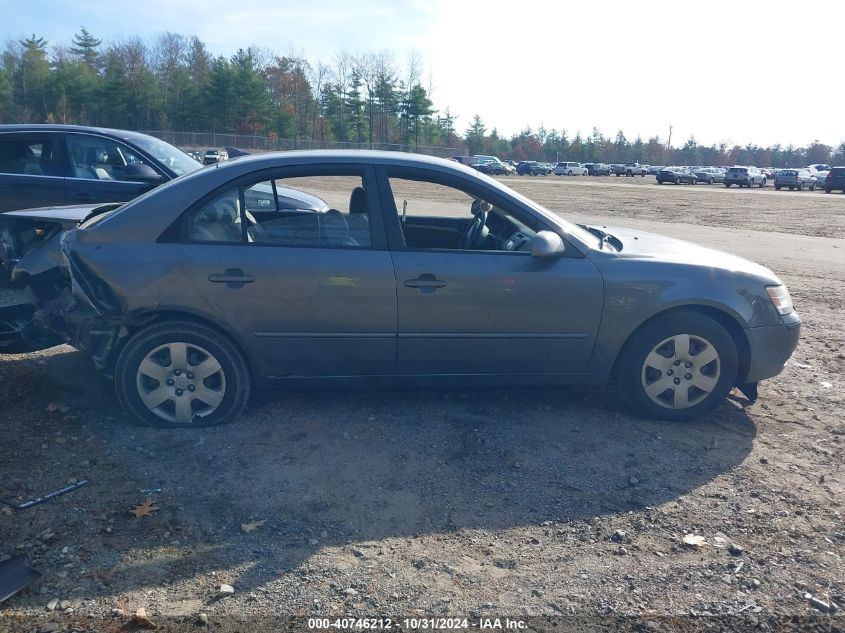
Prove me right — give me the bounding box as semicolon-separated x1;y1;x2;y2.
0;348;757;602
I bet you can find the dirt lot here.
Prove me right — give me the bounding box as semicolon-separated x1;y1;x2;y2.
1;177;843;631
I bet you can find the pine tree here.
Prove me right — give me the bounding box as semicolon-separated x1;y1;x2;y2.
70;27;102;71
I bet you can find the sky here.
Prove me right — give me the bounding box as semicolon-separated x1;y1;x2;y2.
2;0;843;148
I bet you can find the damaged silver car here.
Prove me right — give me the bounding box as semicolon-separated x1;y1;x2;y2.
0;151;800;427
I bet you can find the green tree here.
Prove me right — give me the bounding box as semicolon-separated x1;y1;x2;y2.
465;115;486;154
69;27;102;71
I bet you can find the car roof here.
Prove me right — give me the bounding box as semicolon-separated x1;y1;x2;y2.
0;123;156;142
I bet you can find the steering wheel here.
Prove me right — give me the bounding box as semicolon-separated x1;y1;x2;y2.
459;200;490;249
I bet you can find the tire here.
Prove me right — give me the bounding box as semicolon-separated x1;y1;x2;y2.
114;320;251;428
568;170;573;176
614;310;739;421
826;188;832;193
810;183;816;191
708;178;714;185
797;183;803;191
760;178;766;188
725;183;731;188
775;185;781;190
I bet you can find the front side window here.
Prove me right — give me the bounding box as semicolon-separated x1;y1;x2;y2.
186;172;373;248
386;173;541;253
66;135;155;181
0;135;63;176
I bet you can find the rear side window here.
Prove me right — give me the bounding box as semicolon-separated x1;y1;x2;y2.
830;168;845;176
186;173;373;248
0;135;64;177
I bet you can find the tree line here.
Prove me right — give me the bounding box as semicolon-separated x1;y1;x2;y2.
1;28;842;167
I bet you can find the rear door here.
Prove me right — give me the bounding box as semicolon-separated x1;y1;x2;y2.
175;164;398;378
0;132;67;212
63;133;164;204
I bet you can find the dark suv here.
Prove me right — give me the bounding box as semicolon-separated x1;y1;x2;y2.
0;125;202;212
825;167;845;193
516;161;547;176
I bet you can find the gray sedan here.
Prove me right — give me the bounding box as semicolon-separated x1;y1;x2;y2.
0;151;799;427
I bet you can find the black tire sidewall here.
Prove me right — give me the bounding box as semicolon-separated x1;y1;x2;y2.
115;321;251;428
615;312;739;421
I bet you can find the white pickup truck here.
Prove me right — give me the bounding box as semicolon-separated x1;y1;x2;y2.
612;163;648;177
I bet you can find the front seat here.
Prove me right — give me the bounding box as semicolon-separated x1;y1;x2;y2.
346;186;370;245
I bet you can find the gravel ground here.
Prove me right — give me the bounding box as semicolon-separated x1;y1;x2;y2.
0;177;843;632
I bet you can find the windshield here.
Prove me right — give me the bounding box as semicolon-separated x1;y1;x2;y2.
127;135;203;177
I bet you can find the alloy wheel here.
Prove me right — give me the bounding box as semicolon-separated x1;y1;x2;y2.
640;334;720;409
135;342;226;424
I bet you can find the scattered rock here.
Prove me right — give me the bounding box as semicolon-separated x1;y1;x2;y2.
616;547;628;556
46;598;58;611
611;530;627;543
342;588;358;596
308;538;319;546
628;476;639;486
112;608;125;617
350;548;366;558
682;534;706;548
39;624;60;633
217;584;235;598
132;607;157;629
728;543;744;556
58;600;71;610
197;613;209;625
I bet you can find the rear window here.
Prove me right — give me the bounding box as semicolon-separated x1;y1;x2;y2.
728;167;747;173
780;170;797;176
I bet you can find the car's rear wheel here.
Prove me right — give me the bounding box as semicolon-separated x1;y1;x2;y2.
708;178;714;185
615;311;738;421
797;183;803;191
775;185;781;190
810;182;816;191
115;320;251;428
760;178;766;188
725;183;731;188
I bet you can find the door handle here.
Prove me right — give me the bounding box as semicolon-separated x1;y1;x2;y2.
404;274;447;289
208;269;255;285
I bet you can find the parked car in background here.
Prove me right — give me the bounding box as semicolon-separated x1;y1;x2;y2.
554;161;588;176
808;164;832;174
0;124;202;213
0;150;800;427
183;149;202;162
472;160;510;176
648;165;663;175
516;161;548;176
824;167;845;193
590;163;612;176
203;148;228;164
656;167;697;185
774;168;816;191
724;166;767;188
812;170;828;189
614;163;648;177
450;156;474;166
694;167;726;184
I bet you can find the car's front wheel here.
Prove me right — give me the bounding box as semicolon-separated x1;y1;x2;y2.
115;320;251;428
615;311;738;421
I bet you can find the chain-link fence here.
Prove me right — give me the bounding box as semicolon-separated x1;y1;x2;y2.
141;130;464;158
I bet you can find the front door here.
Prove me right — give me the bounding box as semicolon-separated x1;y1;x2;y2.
63;133;161;204
380;169;604;376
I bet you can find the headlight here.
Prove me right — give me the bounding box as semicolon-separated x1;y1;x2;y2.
766;284;794;315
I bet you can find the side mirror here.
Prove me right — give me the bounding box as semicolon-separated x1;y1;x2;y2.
531;230;565;258
125;163;163;183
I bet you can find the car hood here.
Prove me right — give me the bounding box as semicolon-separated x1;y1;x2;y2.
589;226;780;282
